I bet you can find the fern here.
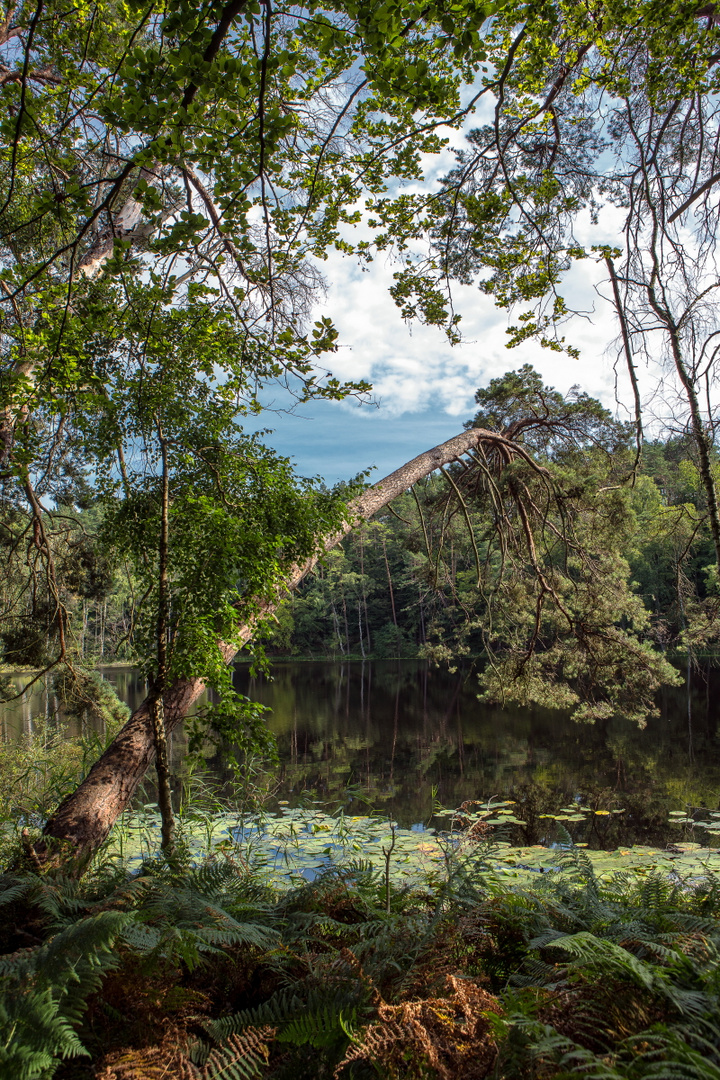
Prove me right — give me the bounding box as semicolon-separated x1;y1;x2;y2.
203;987;306;1044
550;931;661;990
199;1027;275;1080
118;870;279;972
0;908;129;1080
0;988;89;1080
275;1006;359;1049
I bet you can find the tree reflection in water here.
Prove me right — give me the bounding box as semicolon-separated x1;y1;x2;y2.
233;660;720;846
2;659;718;848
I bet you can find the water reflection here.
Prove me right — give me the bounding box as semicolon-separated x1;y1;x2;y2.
235;660;720;843
1;666;150;742
2;660;719;844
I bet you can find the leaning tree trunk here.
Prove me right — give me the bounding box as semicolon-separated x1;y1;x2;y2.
39;426;520;862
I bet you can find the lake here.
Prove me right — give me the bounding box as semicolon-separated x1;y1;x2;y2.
3;659;719;848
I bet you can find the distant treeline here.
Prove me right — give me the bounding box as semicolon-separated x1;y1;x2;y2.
1;434;717;670
262;436;719;662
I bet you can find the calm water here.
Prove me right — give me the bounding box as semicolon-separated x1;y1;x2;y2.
3;660;720;845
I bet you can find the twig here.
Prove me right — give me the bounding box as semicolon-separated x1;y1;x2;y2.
382;824;396;914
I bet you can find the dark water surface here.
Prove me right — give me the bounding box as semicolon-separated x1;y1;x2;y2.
3;660;720;845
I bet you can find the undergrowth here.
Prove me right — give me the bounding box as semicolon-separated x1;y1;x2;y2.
1;841;719;1080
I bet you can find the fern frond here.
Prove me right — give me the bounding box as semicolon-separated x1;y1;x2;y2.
552;843;598;887
550;931;659;990
201;1026;275;1080
0;875;36;910
0;987;89;1080
204;988;305;1043
276;1006;358;1049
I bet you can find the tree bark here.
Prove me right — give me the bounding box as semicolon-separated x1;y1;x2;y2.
382;535;398;628
39;425;519;861
150;423;175;855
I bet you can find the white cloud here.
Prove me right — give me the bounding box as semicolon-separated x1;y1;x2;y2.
312;241;625;422
257;120;669;478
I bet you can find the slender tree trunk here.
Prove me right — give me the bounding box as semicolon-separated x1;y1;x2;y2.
646;290;720;573
331;601;345;655
149;425;175;855
357;600;366;659
38;425;522;863
359;531;371;652
100;599;106;660
382;536;397;628
342;595;351;655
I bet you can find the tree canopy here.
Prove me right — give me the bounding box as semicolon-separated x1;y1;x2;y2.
1;0;720;860
386;0;720;564
0;0;495;715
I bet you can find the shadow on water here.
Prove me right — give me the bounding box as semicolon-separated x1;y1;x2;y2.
2;659;719;845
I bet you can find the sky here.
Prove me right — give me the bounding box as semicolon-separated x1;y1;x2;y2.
250;239;629;485
247;119;634;486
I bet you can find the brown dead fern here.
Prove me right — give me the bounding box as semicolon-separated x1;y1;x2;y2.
334;974;502;1080
95;1027;198;1080
96;1024;277;1080
199;1025;277;1079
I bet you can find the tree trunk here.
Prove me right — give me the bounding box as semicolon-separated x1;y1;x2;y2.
359;531;371;653
342;595;351;655
38;425;519;862
150;423;175;855
330;601;345;655
382;535;398;628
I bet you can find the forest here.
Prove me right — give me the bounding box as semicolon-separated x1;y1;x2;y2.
2;0;720;1077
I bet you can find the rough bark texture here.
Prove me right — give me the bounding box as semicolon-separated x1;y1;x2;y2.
39;426;512;860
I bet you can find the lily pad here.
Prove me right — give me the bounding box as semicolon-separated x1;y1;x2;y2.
104;806;720;891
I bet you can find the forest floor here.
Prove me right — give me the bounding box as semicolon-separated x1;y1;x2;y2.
2;697;719;1079
2;823;720;1080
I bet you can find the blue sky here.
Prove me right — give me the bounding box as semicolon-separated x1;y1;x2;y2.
245;112;642;485
250;233;630;485
247;396;472;484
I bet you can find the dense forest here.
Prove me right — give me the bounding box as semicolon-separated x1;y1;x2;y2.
270;428;720;668
11;367;718;675
2;0;720;1076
